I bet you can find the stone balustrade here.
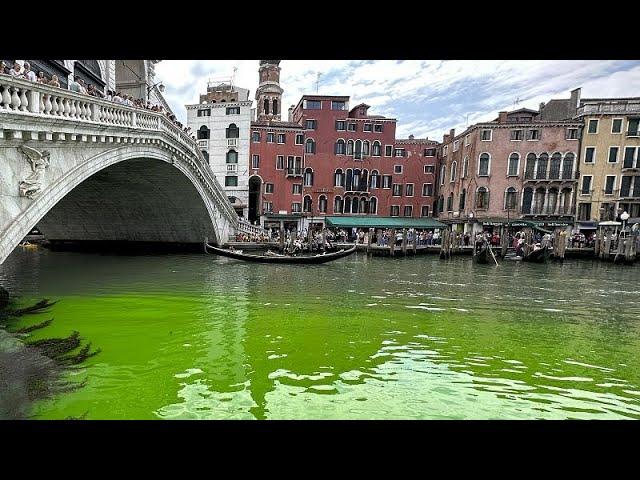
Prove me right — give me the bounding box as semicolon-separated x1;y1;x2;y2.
577;102;640;116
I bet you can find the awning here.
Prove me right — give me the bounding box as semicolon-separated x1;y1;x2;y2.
324;216;446;229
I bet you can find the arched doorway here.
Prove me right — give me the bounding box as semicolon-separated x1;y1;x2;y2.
249;176;262;224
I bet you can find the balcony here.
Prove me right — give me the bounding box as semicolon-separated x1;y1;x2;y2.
226;164;238;173
286;167;302;177
577;103;640;116
627;130;640;137
227;138;238;148
198;139;208;148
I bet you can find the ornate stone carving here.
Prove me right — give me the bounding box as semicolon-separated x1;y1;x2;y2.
18;145;51;199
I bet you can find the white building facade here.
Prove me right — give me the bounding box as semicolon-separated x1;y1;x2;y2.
186;82;252;218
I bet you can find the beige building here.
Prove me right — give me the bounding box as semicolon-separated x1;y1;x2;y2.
576;98;640;223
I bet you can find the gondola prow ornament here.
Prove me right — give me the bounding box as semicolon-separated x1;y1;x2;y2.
18;145;51;199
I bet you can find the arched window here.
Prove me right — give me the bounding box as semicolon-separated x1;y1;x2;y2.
504;187;517;210
459;188;466;210
450;161;457;182
352;196;360;213
264;98;269;115
438;195;444;214
562;153;575;180
547;188;558;214
360;169;368;191
372;141;381;156
305;138;316;154
272;99;278;115
319;195;327;213
335;139;346;155
522;187;533;214
303;195;312;213
346;140;354;156
334;169;344;187
508;153;520;176
369;197;377;214
359;197;367;214
226;123;239;139
440;164;446;185
201;150;209;162
478;153;490;176
525;153;536;179
476;187;489;209
354;140;363;159
533;187;546;214
334;196;343;214
226;149;238;163
536;153;548;180
549;152;562;179
352;169;361;192
344;196;351;214
304;168;314;186
560;188;572;214
345;169;353;191
363;140;370;156
462;156;469;178
447;193;454;211
197;125;210;140
370;170;380;189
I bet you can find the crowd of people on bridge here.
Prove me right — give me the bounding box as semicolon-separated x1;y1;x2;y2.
1;60;194;138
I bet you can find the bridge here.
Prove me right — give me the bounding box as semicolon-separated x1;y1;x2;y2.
0;75;244;264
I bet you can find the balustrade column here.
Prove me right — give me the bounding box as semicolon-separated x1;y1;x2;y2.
91;104;100;122
131;111;137;127
28;90;40;113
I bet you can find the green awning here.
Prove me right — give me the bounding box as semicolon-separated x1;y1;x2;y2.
324;216;446;229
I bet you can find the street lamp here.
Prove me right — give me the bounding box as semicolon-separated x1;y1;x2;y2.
147;81;165;101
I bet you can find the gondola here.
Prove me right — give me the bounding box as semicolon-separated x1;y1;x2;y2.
522;245;550;263
205;243;357;264
473;244;491;264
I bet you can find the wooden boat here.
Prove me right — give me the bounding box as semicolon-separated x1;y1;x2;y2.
205;243;357;264
522;245;550;263
473;244;491;264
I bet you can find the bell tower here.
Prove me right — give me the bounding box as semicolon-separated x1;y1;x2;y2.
255;60;283;121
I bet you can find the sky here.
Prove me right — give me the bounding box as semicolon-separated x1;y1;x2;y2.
155;60;640;141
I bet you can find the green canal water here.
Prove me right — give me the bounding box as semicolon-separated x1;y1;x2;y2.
1;248;640;419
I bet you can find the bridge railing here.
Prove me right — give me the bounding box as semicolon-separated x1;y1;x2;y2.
0;74;239;229
236;217;270;237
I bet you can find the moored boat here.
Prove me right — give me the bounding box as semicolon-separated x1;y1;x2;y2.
522;245;550;263
205;243;357;264
473;244;491;264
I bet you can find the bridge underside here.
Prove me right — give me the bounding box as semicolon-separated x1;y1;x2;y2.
36;158;217;246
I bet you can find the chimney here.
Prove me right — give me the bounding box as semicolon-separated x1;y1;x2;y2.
288;105;295;122
449;128;455;138
570;87;581;110
498;111;508;123
443;134;450;144
409;134;414;140
539;102;546;111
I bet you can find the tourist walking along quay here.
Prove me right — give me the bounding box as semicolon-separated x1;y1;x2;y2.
1;59;640;420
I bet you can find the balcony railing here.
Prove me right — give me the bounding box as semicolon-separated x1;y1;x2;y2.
577;103;640;116
198;139;208;147
227;138;238;148
627;130;640;137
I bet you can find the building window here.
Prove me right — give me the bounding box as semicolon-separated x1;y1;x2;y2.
304;168;314;186
478;153;490;176
462;157;469;178
335;120;346;131
276;155;284;170
620;176;633;197
372;141;381;156
251;154;259;168
354;140;363;160
334;196;343;213
394;148;406;157
363;140;370;156
303;195;312;213
348;123;357;132
511;129;524;141
443;145;448;156
587;119;599;134
604;176;616;195
464;135;470;146
504;187;517;210
476;187;489;209
581;175;592;194
201;150;209;162
335;139;346;155
609;146;619;163
424;148;436;157
305;119;317;130
304;99;322;109
628;118;640;136
226;123;239;138
267;132;275;143
394;165;403;174
363;123;372;132
481;129;492;141
424;165;435;174
226;150;238;163
453;140;460;151
252;131;261;142
277;133;286;144
272;99;278;115
612;118;623;134
459;189;466;210
536;153;549;180
422;183;433;196
404;205;413;217
508;153;520;176
293;184;302;194
346;140;354;156
527;129;540;141
225;176;238;187
263;201;273;213
390;205;400;216
421;205;430;217
566;128;579;140
549;152;562;179
305;138;316;154
264;98;270;115
450;161;457;182
382;175;392;189
226;106;240;115
385;145;393;156
392;184;402;196
406;184;414;196
370;170;380;189
331;100;346;110
440;164;446;185
584;147;596;164
265;183;274;193
334;169;345;187
318;195;328;213
562;153;575;179
197;125;210;140
374;124;383;132
295;133;304;145
292;202;302;213
197;108;211;117
447;194;453;212
369;197;377;214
